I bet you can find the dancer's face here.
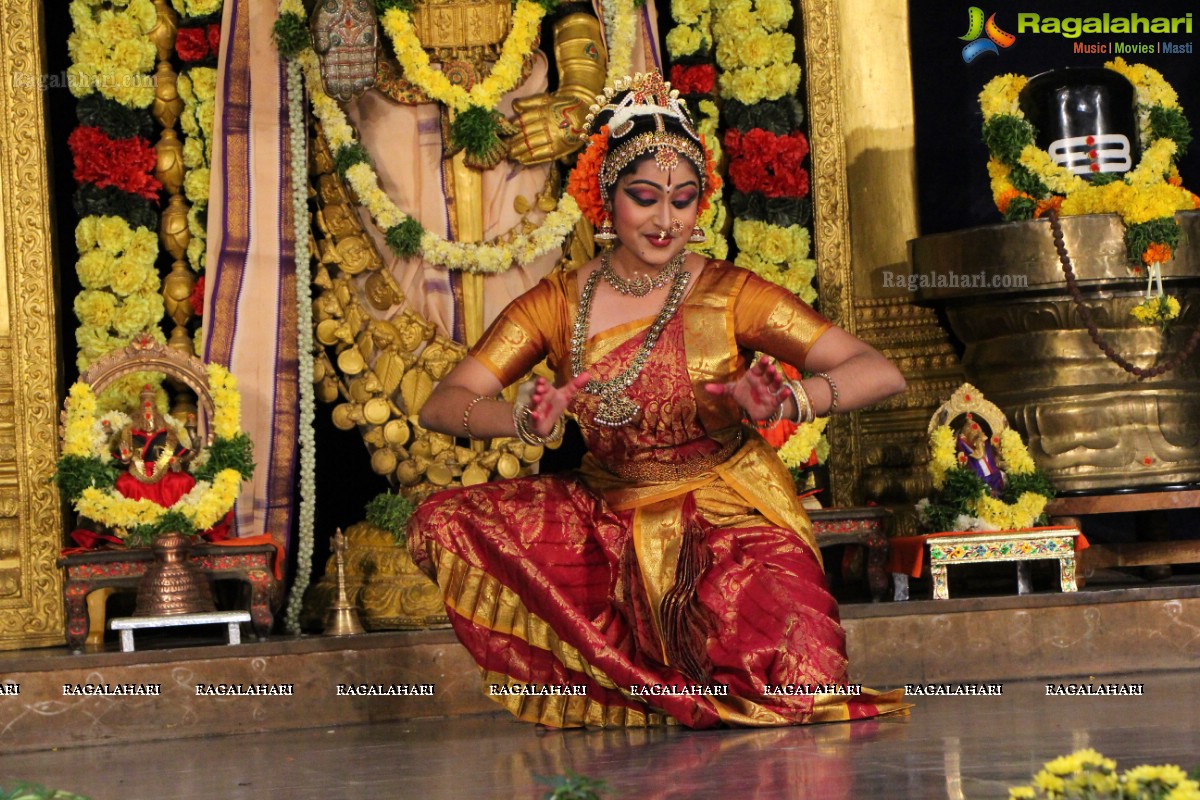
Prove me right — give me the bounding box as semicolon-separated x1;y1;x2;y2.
611;155;701;271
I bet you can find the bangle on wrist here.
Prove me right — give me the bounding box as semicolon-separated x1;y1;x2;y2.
512;402;565;446
786;380;815;424
462;395;489;438
813;372;839;417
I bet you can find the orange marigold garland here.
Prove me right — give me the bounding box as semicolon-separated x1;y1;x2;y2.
567;126;610;227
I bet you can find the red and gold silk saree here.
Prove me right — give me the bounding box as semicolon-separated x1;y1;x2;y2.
408;260;908;728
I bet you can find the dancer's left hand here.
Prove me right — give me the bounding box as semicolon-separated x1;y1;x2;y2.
704;356;785;422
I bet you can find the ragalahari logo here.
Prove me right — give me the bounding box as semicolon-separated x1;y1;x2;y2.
960;7;1016;62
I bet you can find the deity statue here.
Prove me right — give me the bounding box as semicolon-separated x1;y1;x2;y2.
956;413;1005;496
310;0;659;341
111;384;229;540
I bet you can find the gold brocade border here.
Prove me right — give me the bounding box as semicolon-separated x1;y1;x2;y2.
0;0;65;647
798;0;859;508
429;541;672;727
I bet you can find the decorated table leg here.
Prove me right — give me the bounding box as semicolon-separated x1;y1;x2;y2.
246;568;277;641
85;587;116;647
931;564;950;600
64;581;93;652
866;534;889;602
1060;554;1078;592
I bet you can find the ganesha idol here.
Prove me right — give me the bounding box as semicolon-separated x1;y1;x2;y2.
107;385;230;541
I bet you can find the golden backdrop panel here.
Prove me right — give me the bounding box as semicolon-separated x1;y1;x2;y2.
0;1;67;648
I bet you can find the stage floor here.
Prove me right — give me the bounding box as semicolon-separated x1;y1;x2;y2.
3;669;1197;800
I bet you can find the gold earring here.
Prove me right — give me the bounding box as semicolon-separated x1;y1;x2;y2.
595;212;616;242
688;226;706;243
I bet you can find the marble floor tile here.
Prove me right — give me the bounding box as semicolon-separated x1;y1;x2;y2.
3;670;1197;800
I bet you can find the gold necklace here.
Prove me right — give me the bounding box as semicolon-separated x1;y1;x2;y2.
600;250;685;297
571;264;690;427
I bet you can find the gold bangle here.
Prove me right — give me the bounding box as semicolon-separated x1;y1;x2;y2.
512;402;565;446
462;395;489;438
814;372;839;416
786;380;815;424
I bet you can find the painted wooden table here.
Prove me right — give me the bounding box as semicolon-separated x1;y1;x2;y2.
58;544;280;652
809;506;891;602
926;528;1082;600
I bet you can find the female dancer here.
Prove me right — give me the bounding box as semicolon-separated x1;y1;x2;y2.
410;72;908;728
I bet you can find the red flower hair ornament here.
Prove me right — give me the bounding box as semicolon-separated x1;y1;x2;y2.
567;72;721;228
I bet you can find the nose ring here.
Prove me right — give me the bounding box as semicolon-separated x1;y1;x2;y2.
669;219;685;236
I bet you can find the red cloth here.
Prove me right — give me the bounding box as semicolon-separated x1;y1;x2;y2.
410;314;903;728
115;470;195;506
886;526;1090;578
211;534;285;581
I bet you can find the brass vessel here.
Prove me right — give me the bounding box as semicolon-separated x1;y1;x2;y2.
910;211;1200;493
134;532;216;616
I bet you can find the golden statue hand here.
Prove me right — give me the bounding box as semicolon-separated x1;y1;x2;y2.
506;91;590;165
528;372;590;438
311;0;378;102
704;356;787;422
506;11;606;165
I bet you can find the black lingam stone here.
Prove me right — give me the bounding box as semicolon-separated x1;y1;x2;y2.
1018;67;1140;181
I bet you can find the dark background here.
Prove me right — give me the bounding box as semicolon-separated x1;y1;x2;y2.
909;0;1200;235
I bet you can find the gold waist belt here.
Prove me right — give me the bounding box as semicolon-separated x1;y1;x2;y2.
605;435;743;484
411;0;513;51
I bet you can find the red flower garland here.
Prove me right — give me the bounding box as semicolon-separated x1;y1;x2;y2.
723;128;810;198
669;63;716;96
177;23;222;62
176;27;210;62
68;126;162;200
190;275;206;318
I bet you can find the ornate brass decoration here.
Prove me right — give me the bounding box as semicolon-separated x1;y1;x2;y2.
911;212;1200;492
324;528;366;635
308;122;550;497
0;0;67;648
134;531;216;616
302;522;448;630
81;335;218;448
411;0;513;60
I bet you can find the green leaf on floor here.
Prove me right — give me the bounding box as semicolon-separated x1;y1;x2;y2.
536;769;608;800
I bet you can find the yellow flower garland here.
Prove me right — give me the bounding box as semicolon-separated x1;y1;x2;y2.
62;363;246;535
928;424;1050;530
380;3;544;114
67;0;157;108
299;49;584;273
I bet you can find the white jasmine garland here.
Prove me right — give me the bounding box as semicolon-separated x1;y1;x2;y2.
283;0;639;275
284;57;316;635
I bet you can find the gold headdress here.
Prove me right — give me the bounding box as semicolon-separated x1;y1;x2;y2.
568;71;718;229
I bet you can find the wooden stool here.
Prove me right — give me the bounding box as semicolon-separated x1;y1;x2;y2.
810;507;892;602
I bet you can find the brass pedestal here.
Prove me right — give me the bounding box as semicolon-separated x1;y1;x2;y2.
910;211;1200;493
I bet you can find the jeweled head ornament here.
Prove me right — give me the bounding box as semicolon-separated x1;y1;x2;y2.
567;71;720;229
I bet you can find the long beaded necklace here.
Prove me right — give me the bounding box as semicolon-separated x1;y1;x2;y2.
600;250;685;297
571;258;691;427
